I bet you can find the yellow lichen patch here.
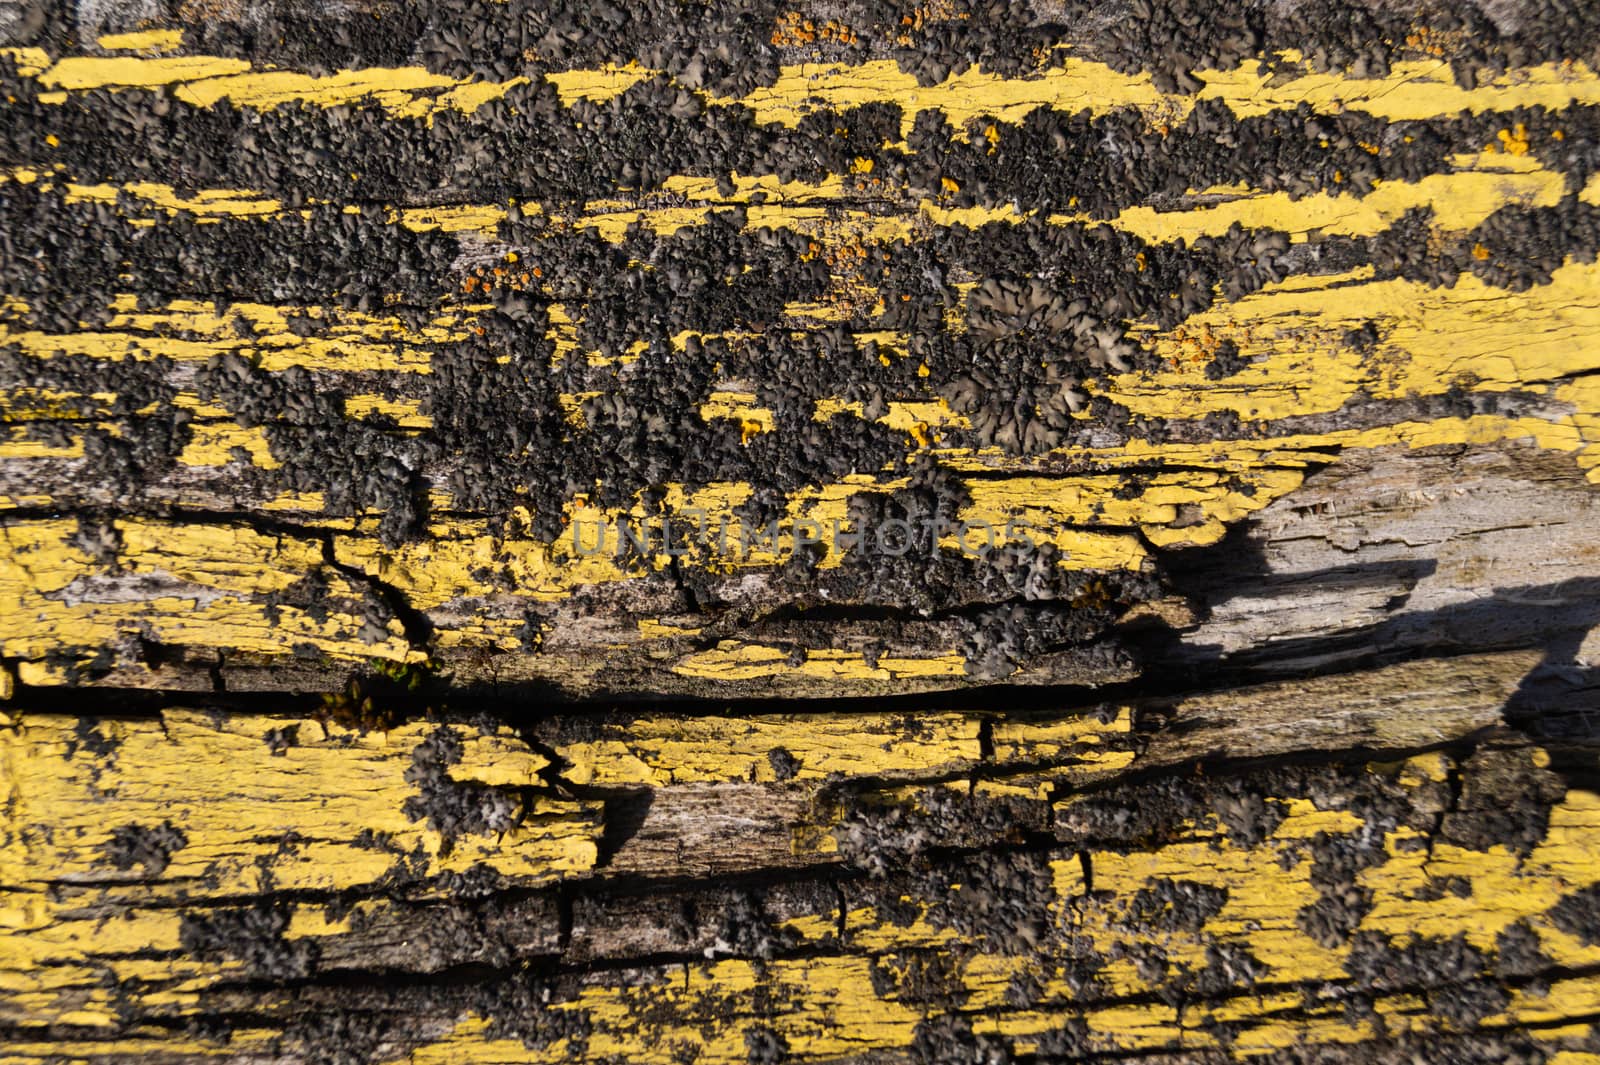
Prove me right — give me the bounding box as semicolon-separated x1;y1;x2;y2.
770;12;860;48
1497;122;1533;156
557;712;981;786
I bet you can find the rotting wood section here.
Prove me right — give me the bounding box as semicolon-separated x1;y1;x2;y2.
4;1;1600;1061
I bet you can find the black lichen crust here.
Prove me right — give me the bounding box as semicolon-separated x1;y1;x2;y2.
178;904;319;979
101;819;188;876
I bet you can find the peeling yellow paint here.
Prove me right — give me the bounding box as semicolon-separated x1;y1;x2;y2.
14;47;1600;132
94;29;185;53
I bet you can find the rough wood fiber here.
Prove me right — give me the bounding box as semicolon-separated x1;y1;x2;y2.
3;0;1600;1061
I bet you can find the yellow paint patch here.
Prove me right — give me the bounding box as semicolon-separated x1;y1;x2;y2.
0;711;599;1019
558;712;980;786
17;48;1600;133
672;640;967;681
94;29;185;53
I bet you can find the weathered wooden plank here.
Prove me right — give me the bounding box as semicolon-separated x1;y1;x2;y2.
0;649;1562;1040
3;3;1600;697
5;3;1600;1061
3;709;1596;1060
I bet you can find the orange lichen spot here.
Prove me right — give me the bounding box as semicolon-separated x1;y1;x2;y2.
1472;243;1492;261
1134;251;1147;273
897;0;970;36
1404;25;1466;58
1496;123;1531;156
771;11;857;47
1071;578;1112;610
1163;321;1252;371
740;419;764;445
